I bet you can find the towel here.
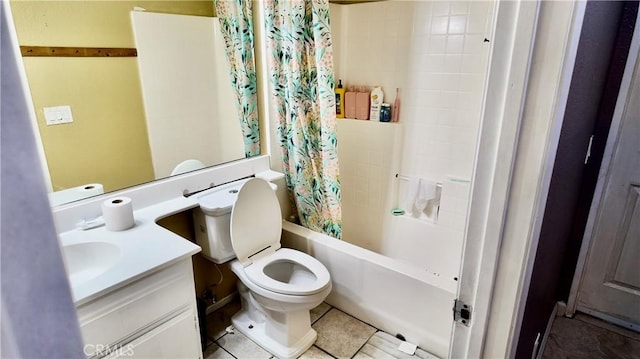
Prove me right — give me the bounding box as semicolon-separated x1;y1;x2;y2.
400;177;437;216
414;178;437;213
400;177;420;215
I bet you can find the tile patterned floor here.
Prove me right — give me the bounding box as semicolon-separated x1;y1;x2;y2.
542;314;640;359
202;299;438;359
312;308;377;358
205;301;640;359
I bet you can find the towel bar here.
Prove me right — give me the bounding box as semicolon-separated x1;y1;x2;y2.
394;174;443;190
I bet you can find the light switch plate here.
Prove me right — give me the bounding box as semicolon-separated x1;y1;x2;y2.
44;105;73;125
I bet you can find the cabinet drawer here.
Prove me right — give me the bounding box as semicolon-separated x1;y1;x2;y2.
77;260;196;351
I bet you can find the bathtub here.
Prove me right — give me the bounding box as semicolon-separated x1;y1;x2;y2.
281;221;457;358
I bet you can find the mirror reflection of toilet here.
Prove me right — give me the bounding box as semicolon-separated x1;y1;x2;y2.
170;159;206;176
194;178;332;359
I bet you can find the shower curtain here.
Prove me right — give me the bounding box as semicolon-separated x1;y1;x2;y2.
264;0;342;238
215;0;260;157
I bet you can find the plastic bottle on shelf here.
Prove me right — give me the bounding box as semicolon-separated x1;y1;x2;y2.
380;103;391;122
369;86;384;121
335;79;345;119
345;85;357;119
392;88;400;123
355;86;370;120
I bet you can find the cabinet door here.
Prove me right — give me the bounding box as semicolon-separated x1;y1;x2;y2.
106;309;201;359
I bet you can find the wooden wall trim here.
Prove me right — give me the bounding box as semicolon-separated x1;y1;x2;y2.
20;46;137;57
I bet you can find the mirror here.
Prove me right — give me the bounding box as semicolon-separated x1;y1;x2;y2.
9;0;255;206
329;0;494;280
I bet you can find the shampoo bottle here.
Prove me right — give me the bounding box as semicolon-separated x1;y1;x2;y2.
355;86;370;120
335;80;345;119
369;86;384;121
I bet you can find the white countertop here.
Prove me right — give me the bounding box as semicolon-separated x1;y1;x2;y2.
57;175;285;306
59;196;201;306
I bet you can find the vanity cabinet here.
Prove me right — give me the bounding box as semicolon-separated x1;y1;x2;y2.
76;259;202;359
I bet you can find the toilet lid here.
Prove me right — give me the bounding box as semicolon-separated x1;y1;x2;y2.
230;178;282;266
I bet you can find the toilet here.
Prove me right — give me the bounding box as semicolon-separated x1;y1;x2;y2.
193;178;332;359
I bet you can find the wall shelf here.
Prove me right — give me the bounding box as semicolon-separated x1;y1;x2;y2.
339;118;399;124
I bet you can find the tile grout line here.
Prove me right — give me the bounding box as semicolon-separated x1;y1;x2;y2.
211;332;240;359
220;345;238;359
312;344;339;359
329;307;380;334
309;304;338;358
202;333;218;356
350;329;380;359
312;303;334;325
315;307;380;359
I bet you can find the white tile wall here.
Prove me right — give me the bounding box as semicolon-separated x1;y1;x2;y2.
331;1;494;277
336;120;402;252
331;0;493;180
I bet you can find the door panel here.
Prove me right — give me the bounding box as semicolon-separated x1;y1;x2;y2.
608;185;640;290
577;53;640;328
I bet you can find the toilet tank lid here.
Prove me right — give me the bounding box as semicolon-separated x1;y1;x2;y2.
196;180;277;216
198;188;238;216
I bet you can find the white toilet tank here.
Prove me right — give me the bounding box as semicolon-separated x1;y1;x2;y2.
193;183;242;263
193;179;278;264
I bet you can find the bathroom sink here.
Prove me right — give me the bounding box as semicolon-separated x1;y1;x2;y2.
62;242;121;287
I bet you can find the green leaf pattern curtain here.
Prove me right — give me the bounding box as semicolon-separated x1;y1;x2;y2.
264;0;342;238
215;0;260;157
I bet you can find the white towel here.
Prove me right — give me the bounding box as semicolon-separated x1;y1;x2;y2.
414;178;437;214
401;177;420;215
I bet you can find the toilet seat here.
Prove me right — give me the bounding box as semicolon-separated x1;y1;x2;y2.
244;248;331;295
230;178;331;296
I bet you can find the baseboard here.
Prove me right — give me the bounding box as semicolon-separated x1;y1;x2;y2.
534;302;559;359
576;305;640;333
205;292;238;315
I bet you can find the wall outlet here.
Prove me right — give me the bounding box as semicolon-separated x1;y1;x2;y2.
44;105;73;126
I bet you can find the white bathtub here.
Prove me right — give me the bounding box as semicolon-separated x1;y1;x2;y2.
281;221;457;358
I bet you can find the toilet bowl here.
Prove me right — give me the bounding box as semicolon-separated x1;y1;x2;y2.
230;251;332;359
193;178;332;359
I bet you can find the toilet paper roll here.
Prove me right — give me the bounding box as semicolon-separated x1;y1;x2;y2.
102;197;135;231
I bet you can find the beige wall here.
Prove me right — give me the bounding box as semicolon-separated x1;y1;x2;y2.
10;1;215;192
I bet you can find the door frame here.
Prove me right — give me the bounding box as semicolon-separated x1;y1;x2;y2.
566;10;640;325
452;1;587;358
449;1;540;357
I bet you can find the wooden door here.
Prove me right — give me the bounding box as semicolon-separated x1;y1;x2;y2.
576;52;640;331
